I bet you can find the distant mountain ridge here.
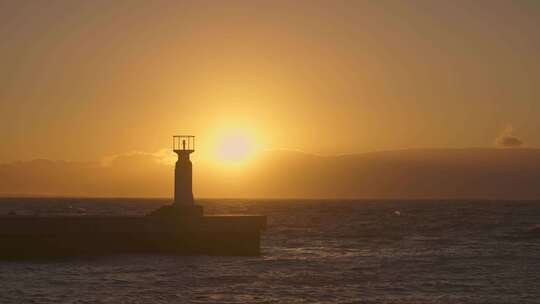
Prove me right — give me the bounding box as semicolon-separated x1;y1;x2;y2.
1;148;539;199
240;148;540;199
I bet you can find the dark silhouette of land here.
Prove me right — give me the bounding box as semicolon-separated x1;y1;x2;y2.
246;148;540;199
1;148;540;199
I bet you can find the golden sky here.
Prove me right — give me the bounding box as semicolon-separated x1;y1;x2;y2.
1;0;539;163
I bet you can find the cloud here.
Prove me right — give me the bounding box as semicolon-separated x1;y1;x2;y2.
101;149;176;167
0;151;174;197
495;125;524;148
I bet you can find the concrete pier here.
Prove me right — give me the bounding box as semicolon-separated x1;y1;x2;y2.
0;214;266;258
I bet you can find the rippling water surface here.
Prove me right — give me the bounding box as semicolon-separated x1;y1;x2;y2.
0;198;539;303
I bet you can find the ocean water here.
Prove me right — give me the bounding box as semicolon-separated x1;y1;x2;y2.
0;198;538;304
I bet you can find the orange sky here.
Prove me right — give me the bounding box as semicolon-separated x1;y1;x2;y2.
1;0;539;163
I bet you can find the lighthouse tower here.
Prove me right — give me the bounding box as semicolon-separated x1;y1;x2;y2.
173;135;195;205
147;135;203;217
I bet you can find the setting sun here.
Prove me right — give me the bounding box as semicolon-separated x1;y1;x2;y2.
216;133;255;163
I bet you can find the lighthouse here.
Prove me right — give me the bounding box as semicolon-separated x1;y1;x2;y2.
173;135;195;205
147;135;203;217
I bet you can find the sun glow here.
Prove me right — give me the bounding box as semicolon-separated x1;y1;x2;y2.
216;133;257;164
204;119;266;167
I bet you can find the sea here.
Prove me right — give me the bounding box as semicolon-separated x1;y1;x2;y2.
0;198;538;304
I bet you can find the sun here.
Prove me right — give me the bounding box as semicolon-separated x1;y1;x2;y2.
216;133;255;163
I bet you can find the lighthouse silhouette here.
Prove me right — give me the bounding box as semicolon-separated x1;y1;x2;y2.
148;135;203;217
173;135;195;205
